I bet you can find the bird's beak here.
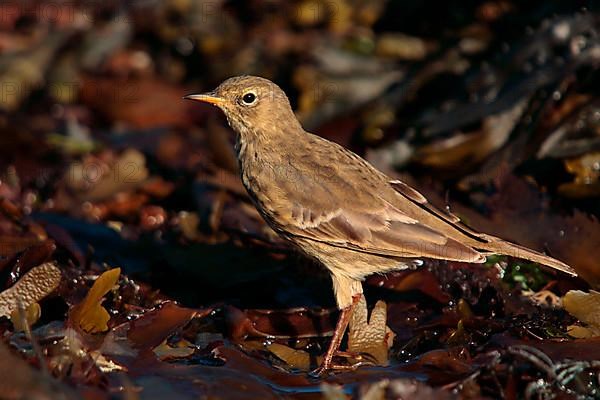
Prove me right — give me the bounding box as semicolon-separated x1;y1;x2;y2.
183;93;225;106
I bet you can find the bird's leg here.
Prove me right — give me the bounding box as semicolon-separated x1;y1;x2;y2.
310;293;361;377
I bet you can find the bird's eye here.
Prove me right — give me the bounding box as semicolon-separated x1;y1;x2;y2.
241;92;257;105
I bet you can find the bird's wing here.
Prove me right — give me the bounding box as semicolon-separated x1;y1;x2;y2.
387;179;489;240
286;200;484;262
266;134;483;263
280;174;484;263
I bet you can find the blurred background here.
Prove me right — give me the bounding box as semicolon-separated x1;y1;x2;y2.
0;1;599;398
1;0;598;288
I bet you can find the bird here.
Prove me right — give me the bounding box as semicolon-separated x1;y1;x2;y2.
184;76;577;376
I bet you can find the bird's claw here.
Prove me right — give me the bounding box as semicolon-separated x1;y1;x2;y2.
309;351;378;377
308;364;330;378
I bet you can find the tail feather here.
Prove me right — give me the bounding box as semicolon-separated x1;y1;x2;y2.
476;234;577;277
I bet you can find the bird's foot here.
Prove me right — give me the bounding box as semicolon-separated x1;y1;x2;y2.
308;354;338;378
309;294;363;378
309;351;378;377
335;351;379;366
308;364;329;378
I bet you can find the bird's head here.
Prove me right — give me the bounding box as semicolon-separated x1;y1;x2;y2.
184;76;301;139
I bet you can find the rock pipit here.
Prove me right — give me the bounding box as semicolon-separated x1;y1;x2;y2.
185;76;576;376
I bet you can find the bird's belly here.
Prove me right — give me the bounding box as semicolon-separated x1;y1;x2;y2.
241;171;290;234
295;238;409;280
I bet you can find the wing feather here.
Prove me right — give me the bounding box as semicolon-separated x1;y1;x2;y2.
269;137;484;263
286;199;484;263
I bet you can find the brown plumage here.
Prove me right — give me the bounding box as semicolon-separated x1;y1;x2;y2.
184;76;577;375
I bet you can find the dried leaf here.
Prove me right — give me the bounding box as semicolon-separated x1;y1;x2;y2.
559;152;600;198
446;320;470;346
65;150;149;202
178;211;201;241
320;383;349;400
90;351;127;373
51;328;127;378
564;152;600;184
0;262;61;318
360;379;458;400
153;339;196;361
267;343;311;371
10;302;41;331
0;32;68;111
376;33;435;61
417;100;526;170
563;290;600;338
347;297;394;365
566;325;595;339
70;268;121;333
524;289;562;308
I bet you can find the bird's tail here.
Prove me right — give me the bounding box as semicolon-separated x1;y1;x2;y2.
475;234;577;277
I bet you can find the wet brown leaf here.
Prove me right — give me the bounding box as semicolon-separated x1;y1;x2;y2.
0;235;44;257
102;302;200;357
233;307;336;340
368;269;451;304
